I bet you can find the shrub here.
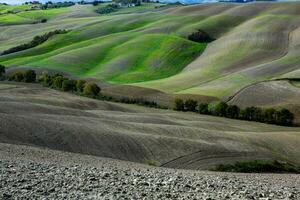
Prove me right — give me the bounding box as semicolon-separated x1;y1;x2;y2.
62;79;77;92
174;99;184;111
23;70;36;83
41;18;47;23
198;103;209;114
226;105;240;119
76;80;86;93
83;82;101;96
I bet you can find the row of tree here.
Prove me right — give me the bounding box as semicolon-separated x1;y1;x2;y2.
174;99;294;126
40;1;75;10
3;68;101;97
1;30;68;56
1;66;162;108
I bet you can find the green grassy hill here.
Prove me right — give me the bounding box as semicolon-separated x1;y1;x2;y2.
1;2;300;106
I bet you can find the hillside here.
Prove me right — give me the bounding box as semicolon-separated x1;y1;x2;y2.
1;82;300;169
1;3;300;116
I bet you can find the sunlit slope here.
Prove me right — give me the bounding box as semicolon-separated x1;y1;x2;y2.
1;3;300;98
135;3;300;98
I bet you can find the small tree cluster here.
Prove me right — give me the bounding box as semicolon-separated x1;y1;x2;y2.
38;72;101;96
174;99;198;112
188;30;214;43
8;70;36;83
95;4;120;14
174;99;294;126
40;1;75;10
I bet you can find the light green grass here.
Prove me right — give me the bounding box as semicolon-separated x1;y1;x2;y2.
16;8;70;20
2;3;300;99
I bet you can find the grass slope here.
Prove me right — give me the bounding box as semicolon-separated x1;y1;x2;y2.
1;3;300;102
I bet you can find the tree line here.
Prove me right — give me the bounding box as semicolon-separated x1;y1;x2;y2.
4;69;101;97
1;30;68;56
174;99;294;126
0;66;161;108
40;1;75;10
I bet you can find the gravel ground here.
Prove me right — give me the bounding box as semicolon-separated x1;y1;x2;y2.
0;143;299;200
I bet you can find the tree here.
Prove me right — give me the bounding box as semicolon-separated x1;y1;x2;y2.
52;75;65;89
240;107;255;121
184;99;198;112
0;64;5;78
83;82;101;96
62;79;77;91
264;108;276;124
226;105;240;119
76;80;86;93
198;103;209;114
24;70;36;83
275;108;294;126
10;71;24;82
39;72;52;86
174;99;184;111
214;102;228;117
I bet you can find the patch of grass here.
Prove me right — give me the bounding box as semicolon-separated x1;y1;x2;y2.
212;160;300;173
147;160;159;166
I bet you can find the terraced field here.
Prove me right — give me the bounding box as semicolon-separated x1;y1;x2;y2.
1;2;300;114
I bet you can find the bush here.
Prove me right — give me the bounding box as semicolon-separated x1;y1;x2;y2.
76;80;86;93
184;99;198;112
24;70;36;83
174;99;184;111
62;79;77;92
41;18;47;23
83;82;101;96
198;103;209;114
226;105;240;119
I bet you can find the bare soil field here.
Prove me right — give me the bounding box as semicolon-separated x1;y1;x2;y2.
228;80;300;124
1;142;299;199
1;82;300;169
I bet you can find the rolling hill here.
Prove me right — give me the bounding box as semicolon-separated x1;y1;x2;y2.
1;2;300;121
1;82;300;169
